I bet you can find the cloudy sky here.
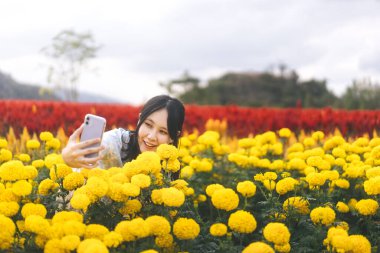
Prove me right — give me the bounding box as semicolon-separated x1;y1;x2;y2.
1;0;380;105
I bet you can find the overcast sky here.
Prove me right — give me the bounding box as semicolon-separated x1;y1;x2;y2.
1;0;380;105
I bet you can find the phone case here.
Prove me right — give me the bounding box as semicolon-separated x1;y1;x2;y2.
80;114;107;158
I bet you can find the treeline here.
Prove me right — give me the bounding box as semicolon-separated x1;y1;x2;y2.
161;67;380;109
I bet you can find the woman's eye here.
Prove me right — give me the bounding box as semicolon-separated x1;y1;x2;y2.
160;130;168;135
145;122;152;128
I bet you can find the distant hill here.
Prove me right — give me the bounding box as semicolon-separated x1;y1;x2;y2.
0;70;120;103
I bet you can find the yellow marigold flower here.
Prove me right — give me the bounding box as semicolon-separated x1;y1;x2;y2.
128;218;151;239
86;177;109;198
211;188;239;211
330;235;352;252
310;206;336;225
12;180;32;196
107;182;127;202
61;235;80;251
228;210;257;233
242;242;274;253
237;181;256;197
63;172;85;191
122;183;141;197
276;177;298;195
50;163;72;180
85;224;110;240
161;187;185;207
18;153;31;162
77;238;108;253
136;148;160;174
24;215;50;235
0;188;20;202
145;215;171;236
173;218;200;240
197;158;213;172
110;173;129;184
0;201;19;217
326;227;348;245
119;199;142;215
151;189;163;205
306;156;323;167
0;214;16;249
156;144;179;160
35;234;47;248
269;160;285;170
263;180;276;191
263;222;290;245
114;221;135;242
0;148;13;162
46;223;67;240
303;137;315;147
264;172;277;181
198;131;220;146
209;223;227;237
32;159;45;168
52;211;83;224
180;166;194;179
312;131;324;141
40;131;53;141
334;179;350;189
287;158;307;171
305;172;326;188
206;184;225;197
46;138;61;150
44;239;64;253
38;178;58;195
155;233;173;248
370;145;380;159
349;235;371;253
321;170;339;181
275;243;291;253
278;128;292;138
336;202;349;213
363;176;380;195
131;174;151;189
44;153;64;169
283;197;310;214
162;159;181;173
21;203;47;218
103;231;123;248
0;139;8;149
70;193;90;211
238;138;255;149
335;157;346;167
356;199;379;216
140;250;158;253
366;167;380;178
332;147;346;158
62;220;86;237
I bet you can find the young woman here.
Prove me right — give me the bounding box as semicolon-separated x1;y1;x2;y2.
62;95;185;169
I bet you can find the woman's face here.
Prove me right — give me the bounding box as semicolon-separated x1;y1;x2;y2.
138;108;172;152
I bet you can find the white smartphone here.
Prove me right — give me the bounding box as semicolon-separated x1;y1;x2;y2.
80;114;107;158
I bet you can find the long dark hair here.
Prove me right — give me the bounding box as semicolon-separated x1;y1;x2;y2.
124;95;185;162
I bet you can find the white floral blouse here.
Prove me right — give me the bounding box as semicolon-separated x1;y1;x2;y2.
98;128;131;169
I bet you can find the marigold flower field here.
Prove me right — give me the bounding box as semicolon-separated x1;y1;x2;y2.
0;100;379;253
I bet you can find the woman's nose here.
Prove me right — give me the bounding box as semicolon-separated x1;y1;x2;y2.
147;130;157;140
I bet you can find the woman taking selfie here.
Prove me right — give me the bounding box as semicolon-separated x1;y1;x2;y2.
62;95;185;169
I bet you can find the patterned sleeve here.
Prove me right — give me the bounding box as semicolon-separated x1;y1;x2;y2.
98;129;124;169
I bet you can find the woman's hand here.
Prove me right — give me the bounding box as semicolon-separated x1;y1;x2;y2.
62;124;105;169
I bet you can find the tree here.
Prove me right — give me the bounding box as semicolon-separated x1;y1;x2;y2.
341;78;380;109
41;29;101;101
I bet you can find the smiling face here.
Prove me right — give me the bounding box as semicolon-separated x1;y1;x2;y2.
138;108;173;152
